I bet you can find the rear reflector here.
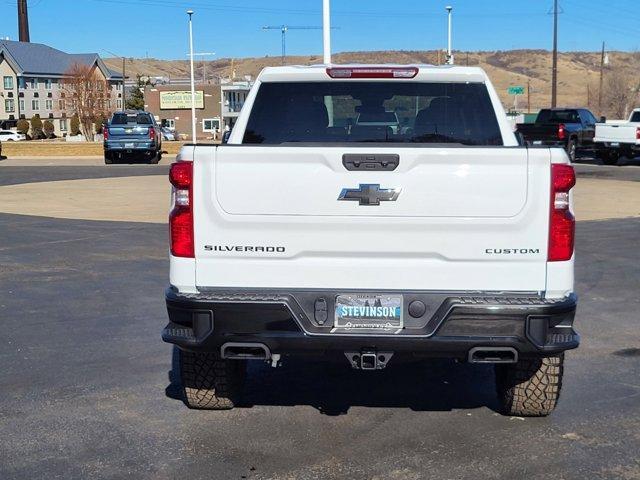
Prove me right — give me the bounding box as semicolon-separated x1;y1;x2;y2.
326;67;419;79
548;164;576;262
169;161;194;258
170;161;192;189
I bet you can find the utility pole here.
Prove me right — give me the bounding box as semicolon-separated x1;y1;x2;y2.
122;57;126;108
17;0;29;42
527;79;531;113
445;6;453;65
551;0;558;107
186;52;216;83
263;25;333;65
598;41;605;112
187;9;197;144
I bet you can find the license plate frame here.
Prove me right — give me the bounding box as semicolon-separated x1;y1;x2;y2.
333;294;403;333
124;142;135;149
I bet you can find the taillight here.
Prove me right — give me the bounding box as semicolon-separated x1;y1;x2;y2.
548;164;576;262
149;127;156;142
557;123;566;140
326;67;419;79
636;127;640;140
169;161;194;258
103;127;109;140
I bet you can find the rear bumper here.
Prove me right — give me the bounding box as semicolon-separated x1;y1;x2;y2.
526;139;566;148
594;141;640;150
162;287;579;359
104;141;157;152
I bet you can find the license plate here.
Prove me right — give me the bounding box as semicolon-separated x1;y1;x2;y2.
610;142;620;147
124;143;135;148
334;294;403;333
533;140;542;145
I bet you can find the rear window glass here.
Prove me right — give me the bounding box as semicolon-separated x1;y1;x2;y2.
536;110;579;124
243;82;503;145
111;113;153;125
630;111;640;122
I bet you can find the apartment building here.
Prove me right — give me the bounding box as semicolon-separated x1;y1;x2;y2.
221;80;252;131
0;40;123;136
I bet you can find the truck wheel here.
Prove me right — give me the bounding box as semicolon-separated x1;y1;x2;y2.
149;151;161;164
179;349;246;410
495;354;564;417
104;153;113;165
566;139;577;163
601;151;619;166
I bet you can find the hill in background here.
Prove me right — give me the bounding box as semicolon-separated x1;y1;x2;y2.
104;49;640;117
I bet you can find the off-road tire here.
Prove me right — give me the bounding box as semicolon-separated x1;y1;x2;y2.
566;138;577;163
495;354;564;417
598;150;619;166
179;349;246;410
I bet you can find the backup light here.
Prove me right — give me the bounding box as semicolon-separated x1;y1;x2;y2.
326;67;419;79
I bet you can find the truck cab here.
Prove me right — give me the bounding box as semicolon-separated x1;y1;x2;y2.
162;65;578;416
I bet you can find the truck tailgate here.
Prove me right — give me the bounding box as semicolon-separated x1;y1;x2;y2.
595;123;639;143
193;146;550;292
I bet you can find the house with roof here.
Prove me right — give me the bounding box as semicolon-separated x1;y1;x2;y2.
0;40;123;136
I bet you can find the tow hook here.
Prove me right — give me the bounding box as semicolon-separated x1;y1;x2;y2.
344;350;394;370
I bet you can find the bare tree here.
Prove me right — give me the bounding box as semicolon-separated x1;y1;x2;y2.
62;63;110;141
602;70;639;119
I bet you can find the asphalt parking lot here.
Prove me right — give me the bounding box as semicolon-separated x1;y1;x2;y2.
0;160;639;479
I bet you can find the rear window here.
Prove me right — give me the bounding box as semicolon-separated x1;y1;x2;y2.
243;82;503;145
630;111;640;122
111;113;153;125
536;110;579;124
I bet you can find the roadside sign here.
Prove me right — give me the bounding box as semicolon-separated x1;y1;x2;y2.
508;86;525;95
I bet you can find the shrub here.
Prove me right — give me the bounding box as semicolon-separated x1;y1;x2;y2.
30;115;44;139
16;119;30;135
70;114;81;136
94;113;107;134
43;120;55;138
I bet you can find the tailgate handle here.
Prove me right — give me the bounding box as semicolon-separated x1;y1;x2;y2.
342;154;399;171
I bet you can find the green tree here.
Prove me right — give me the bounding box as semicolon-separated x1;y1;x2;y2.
70;114;81;136
43;120;55;138
16;119;30;135
30;115;43;139
124;74;146;110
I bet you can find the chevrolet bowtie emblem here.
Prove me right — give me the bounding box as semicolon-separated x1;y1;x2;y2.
338;184;401;206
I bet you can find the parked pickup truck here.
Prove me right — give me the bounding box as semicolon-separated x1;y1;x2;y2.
103;110;162;164
162;65;579;416
594;109;640;165
516;108;598;162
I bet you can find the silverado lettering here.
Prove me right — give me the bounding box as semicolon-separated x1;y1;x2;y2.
204;245;286;253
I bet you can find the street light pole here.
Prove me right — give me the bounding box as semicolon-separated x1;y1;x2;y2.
445;6;453;65
187;9;197;144
323;0;331;64
551;0;558;108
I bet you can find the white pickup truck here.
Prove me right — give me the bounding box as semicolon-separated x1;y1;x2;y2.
594;108;640;164
162;64;579;416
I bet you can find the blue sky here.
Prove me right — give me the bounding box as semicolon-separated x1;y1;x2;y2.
0;0;639;59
